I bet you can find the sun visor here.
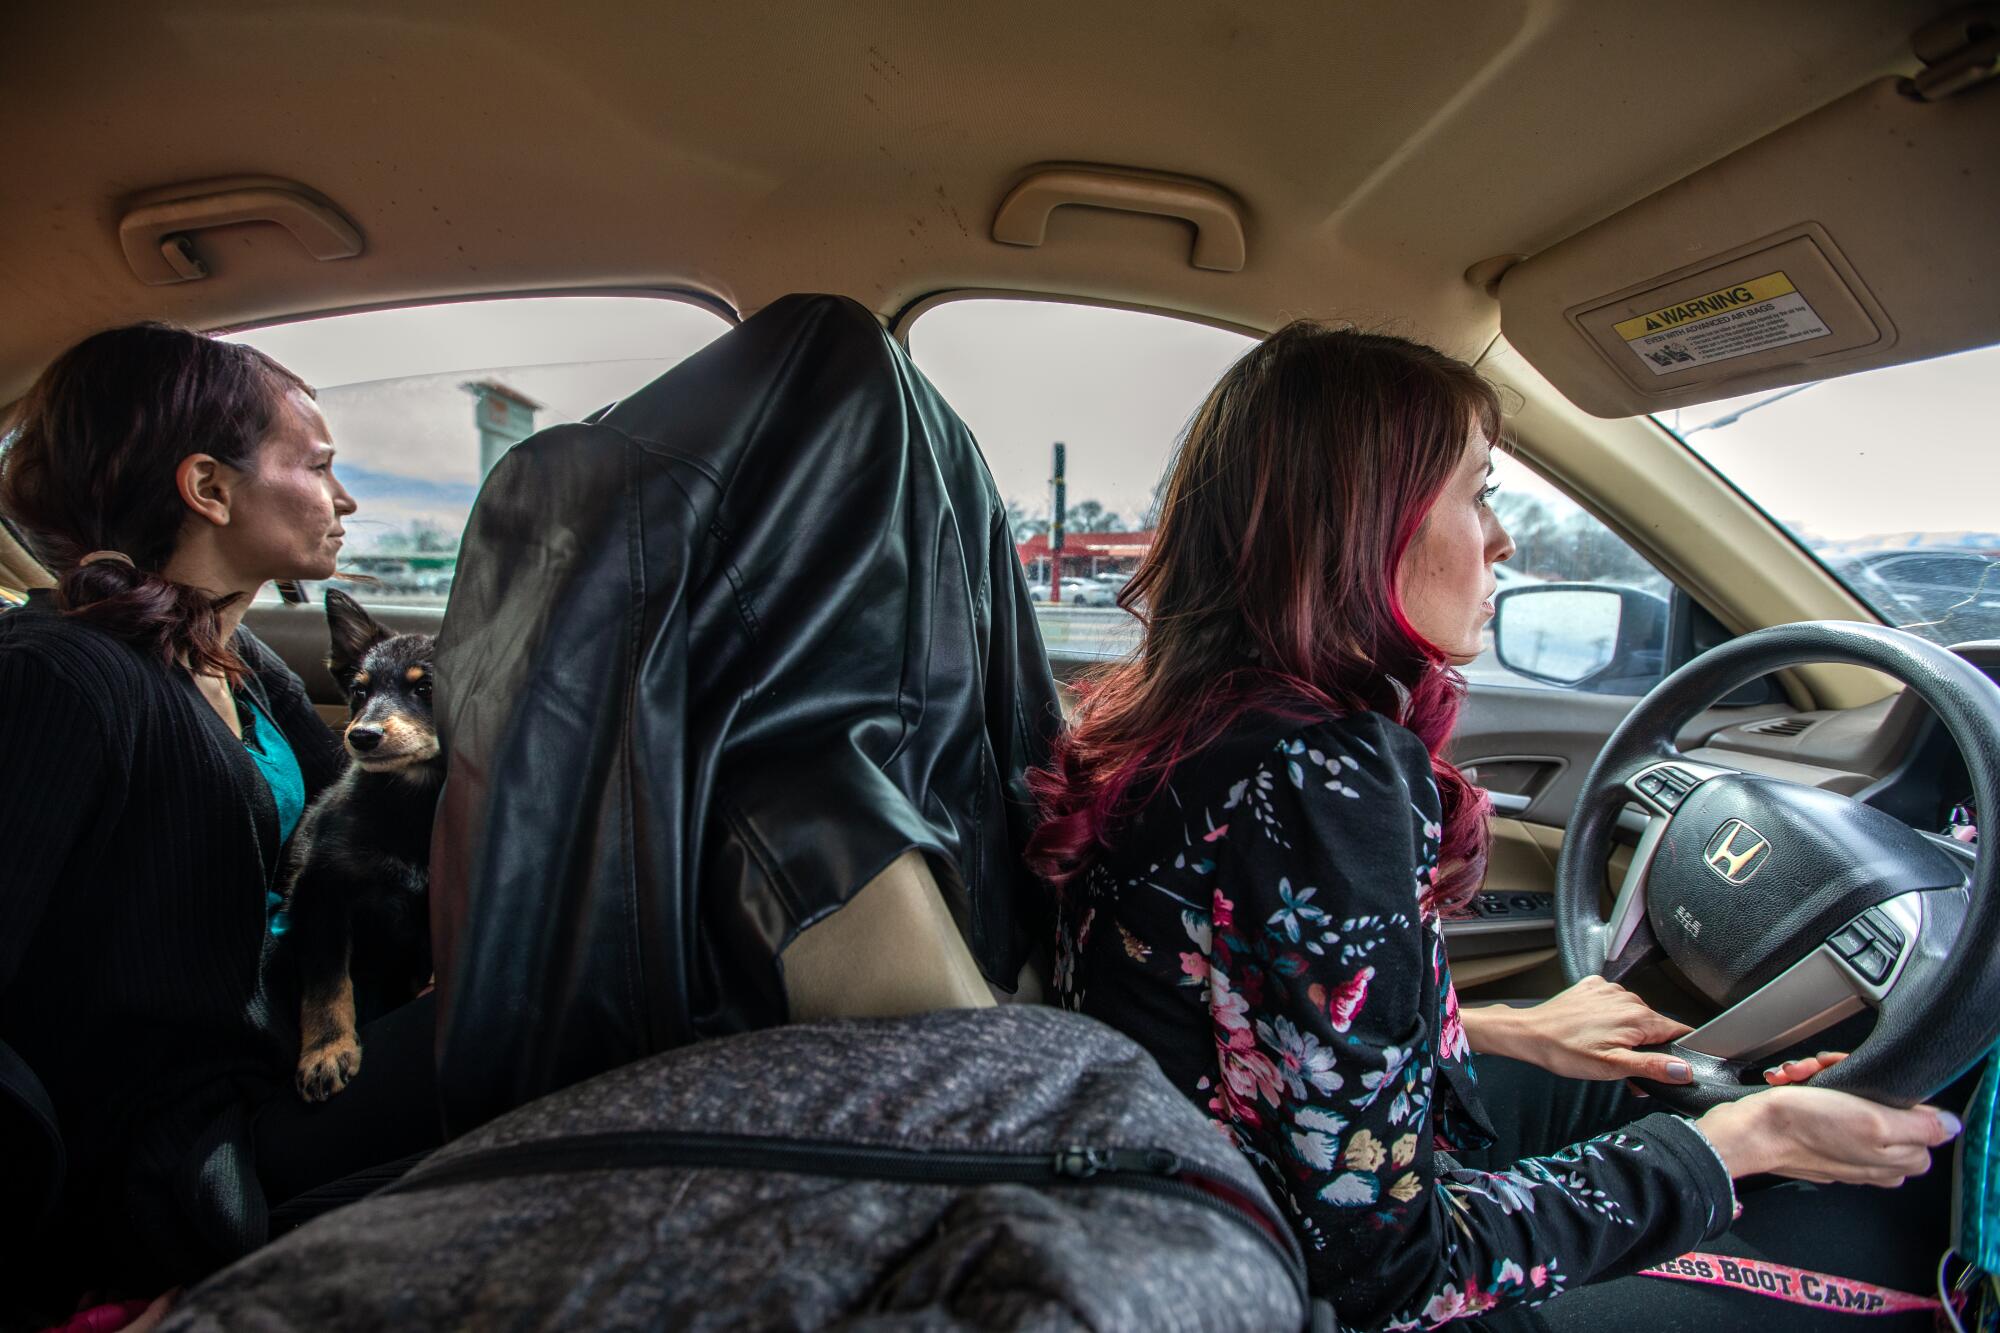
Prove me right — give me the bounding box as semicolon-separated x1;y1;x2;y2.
1498;75;2000;418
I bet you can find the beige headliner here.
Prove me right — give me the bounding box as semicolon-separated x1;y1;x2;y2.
0;0;1938;401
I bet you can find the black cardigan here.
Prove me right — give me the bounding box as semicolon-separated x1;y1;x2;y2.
0;590;345;1293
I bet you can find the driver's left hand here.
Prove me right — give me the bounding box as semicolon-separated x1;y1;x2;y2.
1465;975;1696;1084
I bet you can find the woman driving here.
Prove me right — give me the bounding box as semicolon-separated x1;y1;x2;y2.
0;324;440;1309
1027;322;1958;1330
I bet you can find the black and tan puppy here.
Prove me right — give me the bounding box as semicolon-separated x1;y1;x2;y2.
284;589;444;1101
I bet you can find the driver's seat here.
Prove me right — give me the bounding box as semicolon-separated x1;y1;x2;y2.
428;293;1060;1134
781;850;996;1020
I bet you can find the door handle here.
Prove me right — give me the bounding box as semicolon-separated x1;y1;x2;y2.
118;176;363;286
992;165;1246;272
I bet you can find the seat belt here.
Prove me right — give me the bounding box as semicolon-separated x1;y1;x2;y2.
1640;1252;1953;1318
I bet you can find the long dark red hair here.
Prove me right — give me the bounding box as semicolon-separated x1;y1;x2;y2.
1025;321;1499;914
0;322;310;683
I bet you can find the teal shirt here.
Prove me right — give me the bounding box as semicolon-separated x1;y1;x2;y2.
242;695;307;935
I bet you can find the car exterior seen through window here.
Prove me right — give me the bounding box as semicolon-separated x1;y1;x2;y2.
225;295;732;607
1660;340;2000;648
909;297;1672;691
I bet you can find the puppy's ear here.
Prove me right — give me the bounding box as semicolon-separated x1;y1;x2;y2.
325;589;390;685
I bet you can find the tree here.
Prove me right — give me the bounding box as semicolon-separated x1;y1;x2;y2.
1492;492;1562;578
1066;499;1125;533
407;519;455;553
1005;499;1046;543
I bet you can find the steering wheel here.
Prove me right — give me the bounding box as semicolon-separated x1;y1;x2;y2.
1555;621;2000;1112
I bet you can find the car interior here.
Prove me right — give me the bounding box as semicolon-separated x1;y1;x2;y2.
2;0;1998;1312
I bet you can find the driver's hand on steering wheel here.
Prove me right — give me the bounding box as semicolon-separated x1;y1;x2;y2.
1697;1087;1961;1187
1763;1051;1847;1085
1465;975;1696;1084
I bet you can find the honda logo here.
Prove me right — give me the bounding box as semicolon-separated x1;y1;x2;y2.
1704;819;1771;884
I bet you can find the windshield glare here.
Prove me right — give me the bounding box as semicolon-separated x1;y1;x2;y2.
1656;342;2000;647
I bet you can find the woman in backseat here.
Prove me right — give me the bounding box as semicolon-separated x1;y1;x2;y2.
0;324;440;1313
1027;322;1958;1331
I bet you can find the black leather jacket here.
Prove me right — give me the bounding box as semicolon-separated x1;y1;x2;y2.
430;294;1061;1132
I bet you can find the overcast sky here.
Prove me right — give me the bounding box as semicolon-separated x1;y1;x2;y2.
227;295;1995;555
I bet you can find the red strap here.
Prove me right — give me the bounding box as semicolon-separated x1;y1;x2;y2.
37;1299;157;1333
1641;1251;1947;1317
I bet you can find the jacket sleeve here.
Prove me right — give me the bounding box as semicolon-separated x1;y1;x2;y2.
1200;718;1732;1330
0;648;111;992
239;628;347;801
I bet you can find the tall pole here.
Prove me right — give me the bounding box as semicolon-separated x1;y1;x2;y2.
1049;441;1067;604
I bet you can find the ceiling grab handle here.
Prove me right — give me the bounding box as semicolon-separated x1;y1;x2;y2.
117;176;364;286
991;165;1246;273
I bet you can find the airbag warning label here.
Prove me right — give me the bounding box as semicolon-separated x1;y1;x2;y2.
1613;271;1830;376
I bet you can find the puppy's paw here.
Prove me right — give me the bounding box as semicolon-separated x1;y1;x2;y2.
297;1033;363;1102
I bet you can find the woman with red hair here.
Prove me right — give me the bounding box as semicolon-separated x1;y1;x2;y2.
1028;323;1957;1330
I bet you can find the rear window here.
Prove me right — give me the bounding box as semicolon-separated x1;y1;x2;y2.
226;295;731;606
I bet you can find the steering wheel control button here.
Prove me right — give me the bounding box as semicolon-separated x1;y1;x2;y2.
1630;763;1707;814
1828;925;1870;958
1860;908;1906;952
1651;766;1697;809
1848;943;1895;986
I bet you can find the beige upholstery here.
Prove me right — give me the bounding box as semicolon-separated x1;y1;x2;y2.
780;849;995;1022
0;522;51;593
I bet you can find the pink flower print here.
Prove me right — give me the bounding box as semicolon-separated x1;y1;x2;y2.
1530;1265;1548;1289
1211;889;1235;929
1203;823;1230;843
1179;951;1210;986
1218;1040;1283;1116
1209;965;1252;1035
1420;1285;1472;1324
1214;1003;1283;1112
1324;965;1375;1032
1422;1280;1497;1325
1440;979;1469;1061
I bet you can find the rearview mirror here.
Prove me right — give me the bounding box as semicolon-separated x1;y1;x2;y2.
1493;583;1670;694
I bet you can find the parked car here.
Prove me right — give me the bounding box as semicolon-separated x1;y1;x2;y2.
1026;577;1111;605
1833;547;2000;642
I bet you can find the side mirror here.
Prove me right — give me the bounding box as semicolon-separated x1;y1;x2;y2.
1492;583;1670;695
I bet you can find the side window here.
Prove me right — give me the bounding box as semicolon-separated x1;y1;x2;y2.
908;297;1676;692
906;299;1255;661
226;295;732;606
1478;451;1672;695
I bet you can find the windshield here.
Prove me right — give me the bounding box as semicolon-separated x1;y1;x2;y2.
1656;342;2000;647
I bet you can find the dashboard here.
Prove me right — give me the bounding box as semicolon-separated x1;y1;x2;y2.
1699;640;1999;847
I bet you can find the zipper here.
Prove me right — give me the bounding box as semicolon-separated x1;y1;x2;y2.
382;1129;1307;1304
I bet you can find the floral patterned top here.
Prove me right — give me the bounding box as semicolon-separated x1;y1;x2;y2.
1055;709;1733;1330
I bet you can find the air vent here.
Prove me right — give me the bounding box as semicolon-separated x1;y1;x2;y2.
1748;716;1814;737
